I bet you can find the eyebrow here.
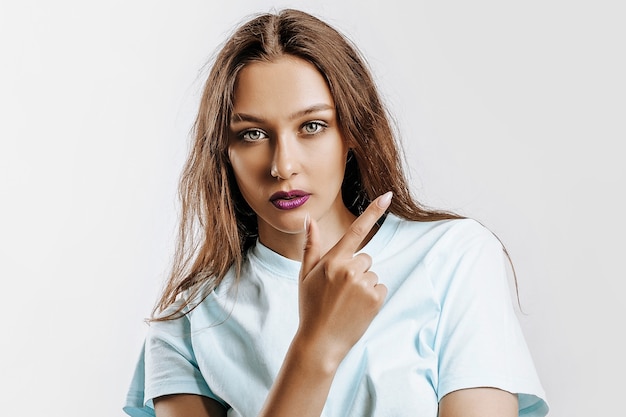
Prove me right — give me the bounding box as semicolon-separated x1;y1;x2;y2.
230;103;334;124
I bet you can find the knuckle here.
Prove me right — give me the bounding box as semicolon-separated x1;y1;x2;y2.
325;259;346;281
375;285;388;302
323;262;335;280
344;269;358;283
348;221;369;240
359;253;373;267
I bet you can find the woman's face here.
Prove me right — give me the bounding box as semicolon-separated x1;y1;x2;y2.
228;55;354;256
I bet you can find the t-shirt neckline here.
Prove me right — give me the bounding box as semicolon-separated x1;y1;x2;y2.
250;213;401;279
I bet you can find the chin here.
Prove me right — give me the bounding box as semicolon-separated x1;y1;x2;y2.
260;212;307;235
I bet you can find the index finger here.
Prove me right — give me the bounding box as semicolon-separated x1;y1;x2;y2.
332;191;393;256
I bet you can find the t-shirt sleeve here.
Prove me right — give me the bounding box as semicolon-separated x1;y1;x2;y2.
430;221;549;416
122;311;226;417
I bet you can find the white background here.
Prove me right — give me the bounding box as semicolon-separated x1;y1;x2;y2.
1;1;624;416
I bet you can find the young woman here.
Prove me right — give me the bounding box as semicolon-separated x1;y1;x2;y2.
124;9;548;417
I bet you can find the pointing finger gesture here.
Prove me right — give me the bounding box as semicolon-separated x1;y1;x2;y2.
297;191;392;368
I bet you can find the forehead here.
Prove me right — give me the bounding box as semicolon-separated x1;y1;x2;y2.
232;56;335;113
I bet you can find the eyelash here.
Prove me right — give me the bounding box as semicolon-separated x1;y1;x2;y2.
302;121;327;135
239;129;268;142
237;121;328;142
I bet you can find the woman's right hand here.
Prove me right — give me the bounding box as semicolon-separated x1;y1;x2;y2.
295;192;392;372
257;192;392;417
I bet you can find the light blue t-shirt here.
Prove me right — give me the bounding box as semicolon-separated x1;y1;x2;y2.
124;214;549;416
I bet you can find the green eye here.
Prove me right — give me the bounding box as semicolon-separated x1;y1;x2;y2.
240;129;267;142
303;121;326;135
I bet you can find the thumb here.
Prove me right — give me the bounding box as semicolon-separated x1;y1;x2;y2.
300;214;320;281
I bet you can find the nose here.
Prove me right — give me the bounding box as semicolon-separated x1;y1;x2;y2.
270;135;298;180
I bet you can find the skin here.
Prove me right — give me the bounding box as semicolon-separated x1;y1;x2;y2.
227;56;356;259
154;56;519;417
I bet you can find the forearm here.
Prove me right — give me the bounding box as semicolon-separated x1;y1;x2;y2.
259;196;391;417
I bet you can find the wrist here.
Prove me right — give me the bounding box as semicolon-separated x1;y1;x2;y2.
289;330;345;377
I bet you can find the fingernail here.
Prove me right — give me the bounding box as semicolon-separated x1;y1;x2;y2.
303;213;310;231
377;191;393;209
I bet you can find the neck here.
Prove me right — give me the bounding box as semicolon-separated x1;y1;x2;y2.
258;205;358;261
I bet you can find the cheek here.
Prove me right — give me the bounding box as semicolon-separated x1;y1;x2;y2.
228;149;265;191
229;163;257;209
315;137;348;166
228;144;271;171
328;144;349;177
228;147;248;174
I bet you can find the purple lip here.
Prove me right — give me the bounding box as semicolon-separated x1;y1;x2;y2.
270;190;310;210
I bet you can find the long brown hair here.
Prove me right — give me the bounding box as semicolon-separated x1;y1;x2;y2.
151;9;462;321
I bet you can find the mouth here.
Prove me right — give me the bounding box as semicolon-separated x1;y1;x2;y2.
270;190;311;210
